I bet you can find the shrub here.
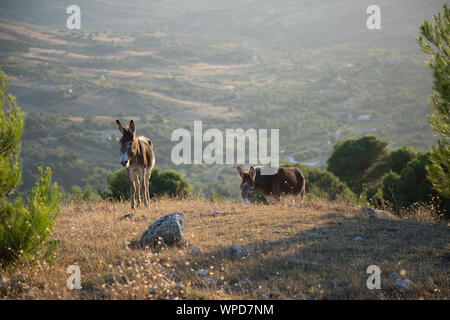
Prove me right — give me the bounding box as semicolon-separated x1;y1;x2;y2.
327;135;388;195
0;70;61;266
284;163;356;201
105;167;190;200
382;152;450;219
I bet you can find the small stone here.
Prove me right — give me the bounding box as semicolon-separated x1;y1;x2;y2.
293;259;319;267
196;269;209;276
353;236;363;241
121;213;135;220
262;293;273;298
395;281;411;290
403;279;414;286
149;287;157;294
332;277;341;286
362;206;376;215
214;211;225;215
229;245;250;257
192;246;202;254
390;272;400;279
175;283;185;289
307;233;321;237
205;279;216;286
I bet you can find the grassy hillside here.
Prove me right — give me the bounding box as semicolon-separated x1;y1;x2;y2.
1;198;448;300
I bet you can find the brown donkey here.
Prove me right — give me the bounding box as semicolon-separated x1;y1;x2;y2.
116;119;155;208
237;166;306;205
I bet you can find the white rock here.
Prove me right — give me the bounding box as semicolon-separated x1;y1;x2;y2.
307;233;321;237
192;246;202;254
205;279;216;286
139;212;187;247
196;269;209;276
353;236;363;241
395;281;411;290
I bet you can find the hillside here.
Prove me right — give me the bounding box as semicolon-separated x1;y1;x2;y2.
1;198;448;300
0;0;445;197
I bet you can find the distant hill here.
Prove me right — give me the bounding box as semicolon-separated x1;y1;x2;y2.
0;0;443;195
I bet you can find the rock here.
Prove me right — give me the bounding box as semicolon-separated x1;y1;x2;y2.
332;277;342;286
362;206;376;215
149;287;157;294
139;212;186;247
104;272;126;285
186;240;194;246
353;236;363;241
262;293;273;298
374;210;396;219
196;269;209;276
293;259;319;267
229;245;250;257
403;279;414;286
174;283;185;289
192;246;202;254
307;233;321;237
121;213;135;220
395;281;411;290
362;206;396;219
205;279;216;286
390;272;400;279
214;211;225;215
23;291;34;300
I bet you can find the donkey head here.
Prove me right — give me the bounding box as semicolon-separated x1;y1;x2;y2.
237;166;256;204
116;119;138;167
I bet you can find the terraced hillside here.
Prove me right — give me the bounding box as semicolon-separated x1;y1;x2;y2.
0;0;444;196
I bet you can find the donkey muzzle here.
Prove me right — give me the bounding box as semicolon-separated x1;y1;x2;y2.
120;153;129;167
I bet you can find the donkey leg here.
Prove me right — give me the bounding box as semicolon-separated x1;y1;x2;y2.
147;168;152;203
135;176;141;208
130;179;136;209
140;168;148;207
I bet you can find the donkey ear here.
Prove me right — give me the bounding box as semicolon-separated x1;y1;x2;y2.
236;166;245;179
249;166;256;180
116;119;126;135
128;119;136;135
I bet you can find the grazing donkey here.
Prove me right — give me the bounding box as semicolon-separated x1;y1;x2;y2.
116;119;155;209
237;166;306;205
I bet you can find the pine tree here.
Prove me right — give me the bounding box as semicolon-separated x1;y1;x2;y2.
0;69;61;265
417;4;450;198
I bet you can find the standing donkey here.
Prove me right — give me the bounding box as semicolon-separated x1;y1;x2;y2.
116;119;155;208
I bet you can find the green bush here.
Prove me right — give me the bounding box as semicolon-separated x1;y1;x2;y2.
417;4;450;198
105;167;191;200
382;152;450;219
284;163;356;201
327;135;388;195
0;70;61;266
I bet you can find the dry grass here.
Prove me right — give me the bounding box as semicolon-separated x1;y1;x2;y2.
0;198;448;300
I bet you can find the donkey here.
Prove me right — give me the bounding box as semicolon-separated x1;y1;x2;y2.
116;119;155;209
237;166;306;205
